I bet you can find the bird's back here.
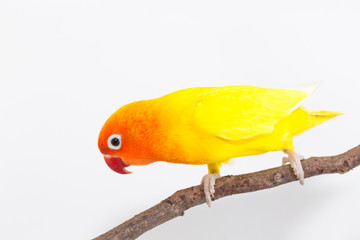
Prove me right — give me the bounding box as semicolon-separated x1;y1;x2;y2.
152;85;341;165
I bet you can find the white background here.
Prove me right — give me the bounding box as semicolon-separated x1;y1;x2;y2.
2;1;360;239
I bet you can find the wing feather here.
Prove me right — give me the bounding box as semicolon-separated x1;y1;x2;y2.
192;86;308;141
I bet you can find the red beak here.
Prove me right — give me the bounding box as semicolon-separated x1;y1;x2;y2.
103;155;132;174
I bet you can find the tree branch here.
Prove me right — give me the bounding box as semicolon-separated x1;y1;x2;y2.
93;145;360;240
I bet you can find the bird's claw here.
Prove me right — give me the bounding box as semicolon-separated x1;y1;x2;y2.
283;150;305;185
201;173;220;207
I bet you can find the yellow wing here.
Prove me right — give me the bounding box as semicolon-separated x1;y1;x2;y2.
192;86;308;141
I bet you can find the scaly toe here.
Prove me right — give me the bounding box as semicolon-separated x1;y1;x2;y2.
209;173;220;198
283;149;305;185
201;173;220;207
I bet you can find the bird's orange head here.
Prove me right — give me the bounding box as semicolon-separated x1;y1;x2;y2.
98;101;161;174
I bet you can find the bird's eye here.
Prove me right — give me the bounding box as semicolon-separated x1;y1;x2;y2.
107;134;122;150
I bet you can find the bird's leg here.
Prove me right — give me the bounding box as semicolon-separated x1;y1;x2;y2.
201;163;221;207
201;174;220;207
282;149;305;185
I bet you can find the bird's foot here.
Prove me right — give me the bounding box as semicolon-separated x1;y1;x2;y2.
201;173;220;207
282;149;305;185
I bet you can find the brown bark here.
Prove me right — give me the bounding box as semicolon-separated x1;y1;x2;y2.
93;145;360;240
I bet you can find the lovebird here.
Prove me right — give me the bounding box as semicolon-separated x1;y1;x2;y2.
98;82;342;206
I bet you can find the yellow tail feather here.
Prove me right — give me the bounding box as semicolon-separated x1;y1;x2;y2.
292;107;343;136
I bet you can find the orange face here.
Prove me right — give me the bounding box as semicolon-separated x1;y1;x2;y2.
98;101;163;174
98;110;132;174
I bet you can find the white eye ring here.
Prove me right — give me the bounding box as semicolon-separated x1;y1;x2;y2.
107;134;122;150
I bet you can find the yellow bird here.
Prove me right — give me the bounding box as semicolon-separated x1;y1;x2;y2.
98;82;342;206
